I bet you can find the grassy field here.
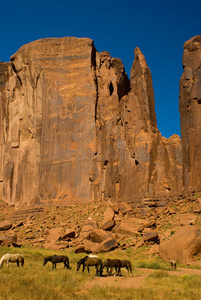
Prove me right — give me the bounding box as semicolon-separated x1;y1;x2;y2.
0;247;201;300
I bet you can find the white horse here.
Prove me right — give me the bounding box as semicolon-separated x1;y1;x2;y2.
0;253;24;268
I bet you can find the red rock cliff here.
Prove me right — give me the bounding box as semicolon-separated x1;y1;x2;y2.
179;35;201;193
0;37;182;207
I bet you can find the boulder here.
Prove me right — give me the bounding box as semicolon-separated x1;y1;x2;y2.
74;245;85;253
0;220;12;230
102;219;115;231
97;238;118;253
159;225;201;264
86;229;111;243
80;225;94;238
179;213;197;226
114;218;141;237
58;229;75;241
137;220;156;232
112;203;120;214
47;228;64;242
119;202;133;215
103;207;114;221
0;233;17;246
83;239;99;253
16;221;24;227
43;241;67;250
101;207;115;231
85;220;98;229
143;229;159;244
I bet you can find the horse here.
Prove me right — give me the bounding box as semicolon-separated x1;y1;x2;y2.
170;259;177;271
0;253;24;268
119;260;132;275
43;255;71;270
77;255;102;275
100;259;121;276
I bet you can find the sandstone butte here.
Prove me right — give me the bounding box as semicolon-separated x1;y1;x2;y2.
0;35;200;210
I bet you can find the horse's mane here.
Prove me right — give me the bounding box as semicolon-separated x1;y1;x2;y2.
78;256;89;264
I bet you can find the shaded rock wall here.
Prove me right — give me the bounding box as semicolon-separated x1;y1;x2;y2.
179;36;201;193
0;37;183;207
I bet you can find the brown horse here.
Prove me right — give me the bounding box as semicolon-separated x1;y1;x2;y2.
77;256;102;275
43;255;71;270
100;259;121;276
119;259;132;275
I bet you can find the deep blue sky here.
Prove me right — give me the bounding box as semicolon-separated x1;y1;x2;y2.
1;0;200;138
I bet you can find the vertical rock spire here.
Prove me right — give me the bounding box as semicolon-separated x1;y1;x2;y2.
130;47;157;131
179;35;201;192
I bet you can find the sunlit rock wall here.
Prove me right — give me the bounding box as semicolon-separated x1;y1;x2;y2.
0;37;182;207
179;35;201;193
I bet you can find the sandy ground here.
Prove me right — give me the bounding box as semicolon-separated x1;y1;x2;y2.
84;267;201;290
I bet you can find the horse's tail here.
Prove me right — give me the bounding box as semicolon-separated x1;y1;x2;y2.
67;257;71;269
129;261;132;273
99;260;103;276
21;255;24;267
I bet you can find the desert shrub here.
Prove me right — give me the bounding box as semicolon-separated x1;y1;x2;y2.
148;270;170;278
134;261;169;270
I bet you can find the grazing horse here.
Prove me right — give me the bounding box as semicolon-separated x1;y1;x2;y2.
43;255;71;270
119;260;132;275
100;259;121;276
0;253;24;268
77;256;102;275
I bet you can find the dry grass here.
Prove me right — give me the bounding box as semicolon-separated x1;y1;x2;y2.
0;247;201;300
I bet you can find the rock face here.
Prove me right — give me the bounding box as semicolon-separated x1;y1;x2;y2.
0;37;185;207
179;36;201;193
159;225;201;264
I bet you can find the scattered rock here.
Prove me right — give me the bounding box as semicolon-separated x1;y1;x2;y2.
0;233;17;246
143;229;159;244
114;218;141;237
74;244;85;253
0;220;12;230
86;229;111;244
119;202;133;215
179;213;197;226
137;220;156;232
59;229;75;241
80;225;95;238
47;228;64;242
97;238;118;253
112;203;120;214
102;219;115;231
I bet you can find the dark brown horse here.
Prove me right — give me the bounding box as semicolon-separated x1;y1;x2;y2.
100;259;121;276
77;255;102;275
43;255;71;270
119;259;132;275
